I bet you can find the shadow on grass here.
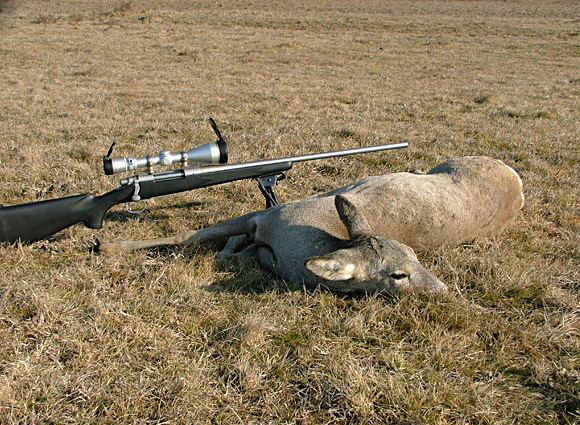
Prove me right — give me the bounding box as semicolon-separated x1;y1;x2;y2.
202;255;407;304
204;255;303;295
102;200;206;224
505;366;580;422
91;237;412;301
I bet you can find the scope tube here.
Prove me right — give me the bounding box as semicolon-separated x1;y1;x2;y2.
104;140;228;175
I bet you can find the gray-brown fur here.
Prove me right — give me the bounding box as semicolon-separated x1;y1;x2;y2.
99;156;524;294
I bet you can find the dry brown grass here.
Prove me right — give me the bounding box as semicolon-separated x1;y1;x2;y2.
1;0;579;423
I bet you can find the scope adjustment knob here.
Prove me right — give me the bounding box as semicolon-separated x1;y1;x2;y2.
159;150;172;166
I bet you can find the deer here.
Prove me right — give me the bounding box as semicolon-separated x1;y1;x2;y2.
98;156;524;295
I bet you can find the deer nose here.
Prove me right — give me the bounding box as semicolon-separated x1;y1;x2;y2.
429;275;447;293
415;269;447;293
436;279;448;293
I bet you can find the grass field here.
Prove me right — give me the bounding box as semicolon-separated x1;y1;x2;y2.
0;0;579;423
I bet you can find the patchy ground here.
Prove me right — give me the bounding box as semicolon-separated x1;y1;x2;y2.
0;1;578;423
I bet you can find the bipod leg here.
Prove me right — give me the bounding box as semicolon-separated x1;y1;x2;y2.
256;173;285;208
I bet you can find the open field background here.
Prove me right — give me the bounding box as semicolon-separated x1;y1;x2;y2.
0;0;579;423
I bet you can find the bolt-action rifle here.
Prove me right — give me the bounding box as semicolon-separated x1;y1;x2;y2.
0;119;408;243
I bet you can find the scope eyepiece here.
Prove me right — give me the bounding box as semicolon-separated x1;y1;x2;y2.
216;139;228;163
103;140;228;175
103;156;115;176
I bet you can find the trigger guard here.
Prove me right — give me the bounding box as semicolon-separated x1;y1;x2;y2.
126;200;147;214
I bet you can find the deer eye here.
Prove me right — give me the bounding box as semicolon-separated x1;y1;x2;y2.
390;271;409;280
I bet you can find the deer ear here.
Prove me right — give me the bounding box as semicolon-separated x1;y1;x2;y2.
305;256;356;281
334;195;373;240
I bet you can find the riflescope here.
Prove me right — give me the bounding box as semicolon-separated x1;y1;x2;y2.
103;118;228;175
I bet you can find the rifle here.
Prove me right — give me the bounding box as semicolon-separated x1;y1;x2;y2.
0;119;408;243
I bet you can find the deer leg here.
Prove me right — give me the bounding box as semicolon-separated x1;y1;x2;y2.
98;210;262;253
217;234;250;259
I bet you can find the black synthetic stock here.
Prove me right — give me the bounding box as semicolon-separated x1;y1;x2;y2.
0;162;292;243
0;187;134;243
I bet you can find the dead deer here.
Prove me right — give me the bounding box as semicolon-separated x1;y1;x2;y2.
98;156;524;294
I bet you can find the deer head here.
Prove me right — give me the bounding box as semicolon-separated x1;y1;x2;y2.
304;195;447;294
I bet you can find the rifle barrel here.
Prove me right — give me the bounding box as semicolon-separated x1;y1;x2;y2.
183;141;409;178
271;140;409;164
